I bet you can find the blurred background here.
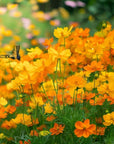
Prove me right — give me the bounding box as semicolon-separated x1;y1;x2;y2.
0;0;114;54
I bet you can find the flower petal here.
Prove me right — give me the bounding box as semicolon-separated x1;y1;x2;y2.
75;121;84;129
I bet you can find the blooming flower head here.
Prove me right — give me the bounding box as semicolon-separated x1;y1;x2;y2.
37;0;49;3
84;61;104;72
44;102;53;114
0;97;7;106
30;130;38;136
50;19;60;26
48;45;71;61
50;123;65;135
5;105;16;114
13;114;32;126
0;133;6;139
1;120;17;130
93;127;106;135
0;107;7;119
39;130;50;136
7;4;18;10
46;115;56;121
103;112;114;126
54;26;73;39
19;139;31;144
59;7;70;19
74;119;96;138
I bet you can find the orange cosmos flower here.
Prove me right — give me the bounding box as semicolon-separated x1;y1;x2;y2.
31;39;38;45
5;105;16;114
37;124;47;131
0;107;7;119
19;139;31;144
28;118;39;126
69;22;79;28
65;95;73;105
83;92;95;101
46;115;56;122
95;117;102;124
50;123;65;135
93;127;106;136
89;95;106;106
74;119;96;138
15;98;23;107
30;130;38;136
84;61;103;72
65;74;86;88
1;120;17;130
107;95;114;105
43;37;53;49
57;94;64;105
50;19;60;26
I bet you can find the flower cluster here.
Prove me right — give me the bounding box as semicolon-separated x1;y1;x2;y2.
0;23;114;143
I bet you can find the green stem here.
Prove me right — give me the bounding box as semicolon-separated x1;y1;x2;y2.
41;83;48;98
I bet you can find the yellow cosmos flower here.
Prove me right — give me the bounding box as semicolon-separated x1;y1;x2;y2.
48;47;71;61
111;43;114;49
27;108;33;114
11;11;22;17
0;25;6;34
34;11;46;21
7;4;18;10
39;130;50;136
0;133;6;139
13;35;21;41
32;5;39;11
29;24;35;30
54;26;73;39
0;97;8;106
42;80;56;91
88;15;95;21
29;96;44;109
37;0;49;3
27;47;43;59
0;35;3;41
59;7;70;19
29;0;37;4
13;114;32;126
3;44;12;51
103;112;114;126
32;29;40;36
3;30;13;36
44;103;53;114
9;61;18;69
